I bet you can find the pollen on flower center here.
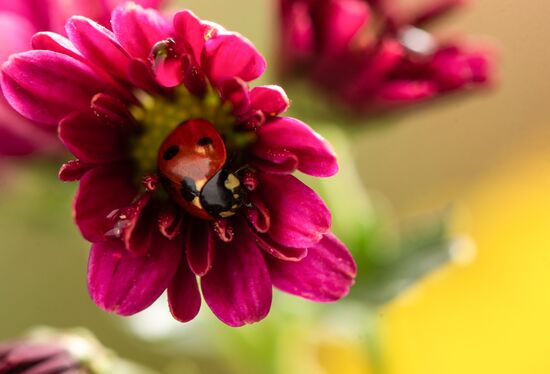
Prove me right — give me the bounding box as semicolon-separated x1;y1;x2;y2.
129;86;235;176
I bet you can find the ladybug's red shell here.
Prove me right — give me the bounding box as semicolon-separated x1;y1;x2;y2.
158;119;227;220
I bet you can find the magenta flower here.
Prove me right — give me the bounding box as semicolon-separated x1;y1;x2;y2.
280;0;495;113
0;0;162;156
0;341;85;373
0;328;140;373
1;3;356;326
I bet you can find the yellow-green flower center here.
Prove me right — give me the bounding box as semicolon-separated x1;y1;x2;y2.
129;86;238;176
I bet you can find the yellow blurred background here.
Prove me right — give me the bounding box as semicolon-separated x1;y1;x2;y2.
1;0;549;373
381;148;550;374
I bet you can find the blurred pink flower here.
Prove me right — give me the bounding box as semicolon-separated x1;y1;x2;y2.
280;0;495;113
0;340;86;373
1;3;356;326
0;0;163;156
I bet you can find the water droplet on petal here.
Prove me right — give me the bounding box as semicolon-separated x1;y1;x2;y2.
151;38;184;88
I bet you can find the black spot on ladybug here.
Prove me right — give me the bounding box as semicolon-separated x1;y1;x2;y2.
180;176;199;202
163;145;180;160
197;137;213;146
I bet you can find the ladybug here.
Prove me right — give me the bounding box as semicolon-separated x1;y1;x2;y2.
157;119;244;220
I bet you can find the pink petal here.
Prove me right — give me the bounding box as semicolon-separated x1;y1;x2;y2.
23;353;75;374
71;0;166;30
168;258;201;323
117;193;155;255
267;233;356;302
0;1;50;31
377;80;437;102
247;225;308;262
30;33;136;104
238;109;265;131
320;0;370;56
1;50;113;125
281;1;315;63
66;16;131;80
0;12;35;63
343;39;404;99
101;0;165;12
430;46;493;90
213;219;234;242
173;10;204;65
185;220;215;276
0;96;58;156
58;160;91;181
133;0;165;8
181;55;207;96
244;194;270;233
111;3;171;60
251;117;338;177
31;32;83;60
74;164;138;242
58;111;127;164
128;58;163;93
250;85;289;116
201;20;226;38
0;124;40;155
0;343;61;362
91;93;135;129
0;344;64;371
467;53;492;84
252;150;298;175
88;236;182;316
257;172;331;248
432;53;471;90
218;77;250;116
204;33;266;83
201;232;272;327
158;204;183;239
242;169;259;191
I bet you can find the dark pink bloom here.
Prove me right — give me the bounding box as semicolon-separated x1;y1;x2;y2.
0;341;86;373
1;3;356;326
0;328;140;373
280;0;495;113
0;0;163;156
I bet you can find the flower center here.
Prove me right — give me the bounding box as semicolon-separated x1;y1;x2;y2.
128;85;255;220
129;86;235;175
